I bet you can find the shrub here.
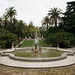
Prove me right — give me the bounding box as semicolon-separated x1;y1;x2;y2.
0;29;18;48
0;40;7;48
45;31;75;48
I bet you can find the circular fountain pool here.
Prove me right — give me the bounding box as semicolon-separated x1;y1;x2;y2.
10;48;64;58
0;47;75;62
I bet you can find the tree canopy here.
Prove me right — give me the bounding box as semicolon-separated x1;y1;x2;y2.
48;7;63;31
62;1;75;35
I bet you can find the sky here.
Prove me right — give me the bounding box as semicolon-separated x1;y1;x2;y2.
0;0;74;27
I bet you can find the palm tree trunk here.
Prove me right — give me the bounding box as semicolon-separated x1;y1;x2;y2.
55;19;57;32
47;24;48;30
10;16;13;32
10;16;12;26
13;16;15;30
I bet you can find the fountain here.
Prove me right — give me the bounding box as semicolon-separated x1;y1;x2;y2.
31;30;41;53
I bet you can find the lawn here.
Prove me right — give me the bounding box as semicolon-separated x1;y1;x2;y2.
21;40;35;47
21;40;49;47
38;40;49;47
10;49;64;58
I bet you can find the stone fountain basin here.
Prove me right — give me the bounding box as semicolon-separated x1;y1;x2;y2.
0;47;75;62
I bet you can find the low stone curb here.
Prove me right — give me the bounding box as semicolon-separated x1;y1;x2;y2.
0;47;75;62
0;62;75;69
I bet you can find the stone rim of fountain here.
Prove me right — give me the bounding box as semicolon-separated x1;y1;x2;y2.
0;47;75;62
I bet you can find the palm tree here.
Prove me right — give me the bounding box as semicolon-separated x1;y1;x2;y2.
5;7;17;26
3;14;8;29
41;16;51;30
48;7;62;31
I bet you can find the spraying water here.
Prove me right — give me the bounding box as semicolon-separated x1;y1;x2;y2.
35;30;38;44
31;30;42;53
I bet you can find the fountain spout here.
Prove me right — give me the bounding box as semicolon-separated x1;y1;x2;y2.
31;30;42;53
35;30;38;44
35;30;38;53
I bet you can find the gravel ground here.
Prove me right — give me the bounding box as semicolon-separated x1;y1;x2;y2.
0;64;75;75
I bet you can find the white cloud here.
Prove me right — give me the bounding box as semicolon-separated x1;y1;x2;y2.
0;0;73;26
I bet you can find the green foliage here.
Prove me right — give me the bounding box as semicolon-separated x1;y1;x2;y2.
0;7;37;39
45;27;56;37
14;40;18;46
45;31;75;47
41;16;50;30
0;29;18;48
5;7;17;32
25;22;36;38
0;18;3;29
70;37;75;46
48;7;63;31
62;1;75;35
44;1;75;47
0;40;7;48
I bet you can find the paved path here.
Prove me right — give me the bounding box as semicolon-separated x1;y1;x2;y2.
0;55;75;69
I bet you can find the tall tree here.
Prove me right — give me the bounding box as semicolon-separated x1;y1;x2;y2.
48;7;62;31
28;21;36;38
3;14;8;30
63;1;75;35
18;20;26;37
5;7;17;32
41;16;51;30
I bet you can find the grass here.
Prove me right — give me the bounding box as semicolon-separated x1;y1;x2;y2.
38;40;49;47
21;40;49;47
10;49;64;58
21;40;35;47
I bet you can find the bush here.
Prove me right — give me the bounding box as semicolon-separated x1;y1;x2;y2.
14;40;18;46
70;37;75;46
45;27;56;38
0;29;18;48
0;40;7;48
45;31;75;48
